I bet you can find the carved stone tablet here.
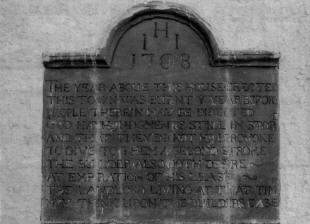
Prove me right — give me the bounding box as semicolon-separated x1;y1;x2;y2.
42;3;280;224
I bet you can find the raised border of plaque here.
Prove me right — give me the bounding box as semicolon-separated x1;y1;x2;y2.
42;2;280;224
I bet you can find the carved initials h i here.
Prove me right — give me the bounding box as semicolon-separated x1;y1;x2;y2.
154;21;168;38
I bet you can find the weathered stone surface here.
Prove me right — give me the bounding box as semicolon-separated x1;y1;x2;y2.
42;4;279;223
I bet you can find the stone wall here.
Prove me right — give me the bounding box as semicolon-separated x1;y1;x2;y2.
1;0;309;223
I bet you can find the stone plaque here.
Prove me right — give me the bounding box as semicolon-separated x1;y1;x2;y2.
42;4;280;224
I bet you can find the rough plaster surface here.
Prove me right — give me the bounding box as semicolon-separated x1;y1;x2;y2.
0;0;309;223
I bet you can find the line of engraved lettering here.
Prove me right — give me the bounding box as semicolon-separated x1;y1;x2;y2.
96;197;278;209
141;53;154;66
131;53;190;70
175;33;179;49
142;33;147;50
46;79;277;93
154;21;168;38
160;53;191;70
131;53;135;68
97;158;248;170
45;80;70;93
181;53;190;69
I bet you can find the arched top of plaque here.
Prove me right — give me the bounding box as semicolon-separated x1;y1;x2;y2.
43;1;280;68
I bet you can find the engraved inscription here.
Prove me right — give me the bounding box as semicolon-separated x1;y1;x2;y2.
131;21;188;70
42;14;279;224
